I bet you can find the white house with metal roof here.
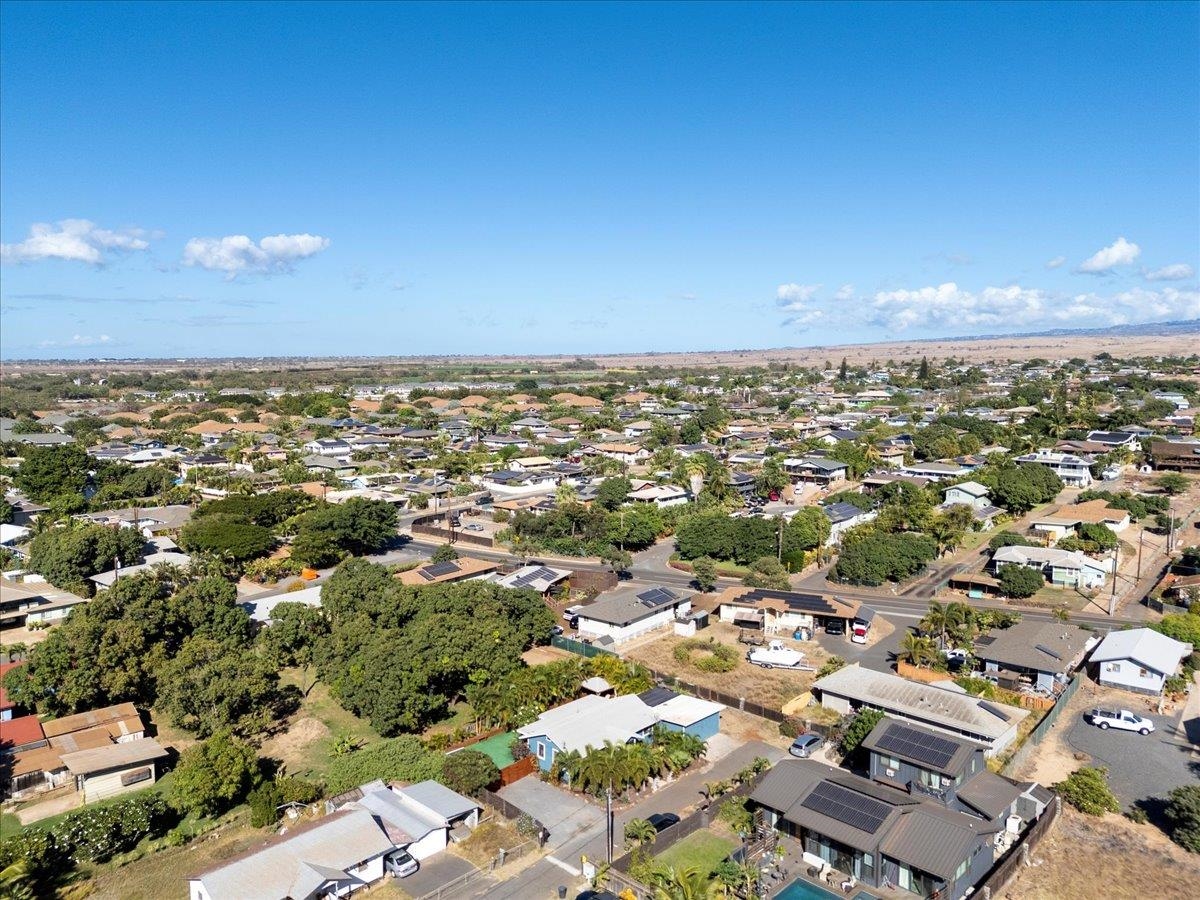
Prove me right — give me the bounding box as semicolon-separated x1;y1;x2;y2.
1091;628;1193;695
187;808;396;900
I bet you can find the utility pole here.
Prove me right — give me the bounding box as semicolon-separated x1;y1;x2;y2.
1108;544;1119;617
1136;530;1144;582
605;785;614;863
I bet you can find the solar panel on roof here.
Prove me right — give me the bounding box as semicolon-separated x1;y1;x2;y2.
800;781;890;834
420;560;461;580
979;701;1011;722
1034;643;1062;661
874;722;961;770
637;587;677;608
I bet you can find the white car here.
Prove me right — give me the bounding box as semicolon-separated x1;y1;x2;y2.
386;850;420;878
1088;708;1155;735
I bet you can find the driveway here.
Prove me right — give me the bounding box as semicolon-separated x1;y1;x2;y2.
498;777;603;849
1062;708;1199;806
398;851;485;899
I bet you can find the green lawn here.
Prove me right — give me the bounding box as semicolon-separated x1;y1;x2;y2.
654;829;737;875
468;731;517;768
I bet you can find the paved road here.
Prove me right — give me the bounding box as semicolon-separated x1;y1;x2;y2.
469;741;785;900
1061;707;1199;807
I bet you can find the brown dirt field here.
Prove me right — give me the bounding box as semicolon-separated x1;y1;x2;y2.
718;707;792;749
1004;807;1200;900
623;623;828;709
7;332;1195;375
521;645;573;666
259;715;331;771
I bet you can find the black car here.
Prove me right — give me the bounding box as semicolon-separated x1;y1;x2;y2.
824;620;845;636
646;812;680;832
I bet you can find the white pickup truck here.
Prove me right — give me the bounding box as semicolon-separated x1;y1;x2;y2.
1087;708;1155;735
747;640;811;670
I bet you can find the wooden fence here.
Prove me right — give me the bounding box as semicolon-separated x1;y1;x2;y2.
895;660;951;683
1002;673;1083;777
642;667;788;723
976;797;1061;899
479;786;550;840
496;755;537;786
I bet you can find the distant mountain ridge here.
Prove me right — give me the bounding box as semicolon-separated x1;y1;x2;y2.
932;319;1200;343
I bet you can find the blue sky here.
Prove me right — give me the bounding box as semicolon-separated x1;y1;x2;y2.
1;1;1197;359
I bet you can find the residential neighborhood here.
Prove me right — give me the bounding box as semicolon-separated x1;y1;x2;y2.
0;348;1197;900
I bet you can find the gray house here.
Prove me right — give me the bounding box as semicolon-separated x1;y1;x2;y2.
973;620;1097;693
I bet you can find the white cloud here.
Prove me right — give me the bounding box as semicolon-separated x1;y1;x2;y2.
38;334;114;348
1144;263;1194;282
1045;255;1067;269
1;219;151;265
869;280;1199;332
182;232;330;277
834;283;855;300
776;283;822;310
1077;236;1140;273
783;310;825;329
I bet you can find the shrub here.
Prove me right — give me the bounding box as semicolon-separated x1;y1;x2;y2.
998;563;1044;598
326;735;444;795
717;796;753;834
1054;766;1119;816
816;656;846;679
1164;784;1200;852
50;793;174;863
672;638;739;673
989;531;1036;550
838;709;885;756
779;717;802;739
441;749;501;797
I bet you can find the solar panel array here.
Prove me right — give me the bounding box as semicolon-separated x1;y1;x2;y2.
1033;643;1063;661
419;560;462;580
510;566;560;588
874;722;961;770
744;589;839;615
800;781;891;835
638;587;678;608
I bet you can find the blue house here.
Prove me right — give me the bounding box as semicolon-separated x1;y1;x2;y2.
517;690;722;772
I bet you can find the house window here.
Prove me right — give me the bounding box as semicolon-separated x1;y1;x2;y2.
886;756;900;771
536;742;546;761
120;767;152;787
1139;668;1150;677
1104;663;1120;672
955;859;968;881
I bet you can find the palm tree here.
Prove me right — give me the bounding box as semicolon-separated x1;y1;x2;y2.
920;601;950;647
900;632;937;668
651;866;727;900
550;748;583;784
555;482;578;506
624;818;656;849
576;741;633;796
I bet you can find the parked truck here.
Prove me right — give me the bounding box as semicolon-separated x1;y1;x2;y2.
747;640;812;669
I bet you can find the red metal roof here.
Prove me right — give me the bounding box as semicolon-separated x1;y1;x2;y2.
1;713;45;749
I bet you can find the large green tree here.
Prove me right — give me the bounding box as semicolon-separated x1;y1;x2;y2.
170;731;262;818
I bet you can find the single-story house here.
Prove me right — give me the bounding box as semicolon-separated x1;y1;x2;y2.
339;780;480;860
517;688;722;772
990;545;1113;590
60;738;168;803
477;470;559;499
704;586;860;639
626;483;690;507
397;557;500;586
973;620;1098;694
573;585;691;645
898;462;971;482
812;664;1028;754
187;808;397;900
1029;499;1131;541
1091;628;1193;695
241;584;324;624
481;564;571;596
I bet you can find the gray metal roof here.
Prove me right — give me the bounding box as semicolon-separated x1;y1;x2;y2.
576;586;688;626
861;718;983;776
814;664;1028;743
191;808;394;899
956;770;1024;821
880;804;994;880
398;780;480;822
59;738;168;775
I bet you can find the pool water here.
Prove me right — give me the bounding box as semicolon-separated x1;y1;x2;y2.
775;878;875;900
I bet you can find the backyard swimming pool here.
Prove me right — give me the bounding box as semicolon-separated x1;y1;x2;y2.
774;878;874;900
